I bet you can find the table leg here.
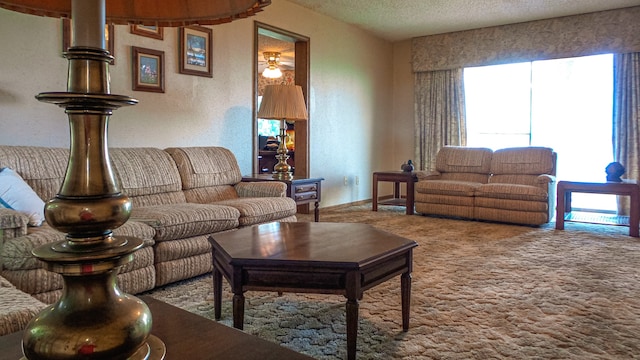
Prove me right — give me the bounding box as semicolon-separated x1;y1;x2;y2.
556;184;566;230
213;266;222;320
406;177;415;215
401;271;412;332
345;298;358;360
630;187;639;237
314;201;320;222
372;173;379;211
232;292;245;330
393;181;400;199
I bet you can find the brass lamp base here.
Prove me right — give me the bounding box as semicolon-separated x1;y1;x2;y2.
20;336;165;360
272;122;293;179
19;42;166;359
19;336;165;360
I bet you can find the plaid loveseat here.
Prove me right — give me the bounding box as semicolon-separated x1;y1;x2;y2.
414;146;556;226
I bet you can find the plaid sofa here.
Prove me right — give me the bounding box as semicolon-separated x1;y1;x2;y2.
415;146;556;226
0;145;297;305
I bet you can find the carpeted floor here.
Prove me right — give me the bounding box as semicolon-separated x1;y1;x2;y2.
144;204;640;359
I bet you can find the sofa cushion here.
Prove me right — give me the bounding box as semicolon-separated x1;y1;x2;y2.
415;180;483;197
0;168;45;226
165;147;242;190
435;146;493;174
490;147;555;175
131;203;239;241
110;148;186;206
476;183;549;202
214;197;298;226
0;146;68;202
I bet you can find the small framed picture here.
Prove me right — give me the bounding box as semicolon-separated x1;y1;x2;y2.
130;24;163;40
132;46;165;93
63;19;115;64
179;26;213;78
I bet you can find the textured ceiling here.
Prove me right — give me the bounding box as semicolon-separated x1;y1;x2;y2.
286;0;640;42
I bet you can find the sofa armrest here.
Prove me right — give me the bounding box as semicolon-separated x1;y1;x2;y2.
0;208;29;243
536;174;556;184
235;181;287;198
415;170;442;181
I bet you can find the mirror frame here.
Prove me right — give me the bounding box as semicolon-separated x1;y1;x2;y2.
253;21;310;179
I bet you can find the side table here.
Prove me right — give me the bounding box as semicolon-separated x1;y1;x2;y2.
555;180;640;237
242;174;324;222
372;171;418;215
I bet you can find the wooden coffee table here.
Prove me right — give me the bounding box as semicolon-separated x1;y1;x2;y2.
209;222;418;360
0;296;314;360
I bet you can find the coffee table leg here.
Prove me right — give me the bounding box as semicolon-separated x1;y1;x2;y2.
213;266;222;320
346;298;358;360
232;292;245;330
401;272;411;332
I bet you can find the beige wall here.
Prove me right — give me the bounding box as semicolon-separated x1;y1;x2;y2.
391;40;414;170
0;1;395;208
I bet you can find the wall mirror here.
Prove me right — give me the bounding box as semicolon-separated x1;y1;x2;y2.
253;22;310;178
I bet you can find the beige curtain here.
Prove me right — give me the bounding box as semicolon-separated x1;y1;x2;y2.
613;52;640;215
414;69;466;171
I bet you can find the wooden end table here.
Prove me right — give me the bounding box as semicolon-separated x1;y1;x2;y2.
0;296;314;360
209;222;417;360
372;171;418;215
555;180;640;237
242;174;323;222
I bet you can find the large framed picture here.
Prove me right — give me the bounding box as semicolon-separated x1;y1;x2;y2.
63;19;115;64
179;26;213;78
132;46;165;93
130;24;163;40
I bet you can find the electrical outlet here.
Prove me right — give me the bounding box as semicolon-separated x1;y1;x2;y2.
343;176;348;186
355;176;359;185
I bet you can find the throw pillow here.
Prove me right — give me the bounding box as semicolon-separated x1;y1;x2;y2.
0;167;45;226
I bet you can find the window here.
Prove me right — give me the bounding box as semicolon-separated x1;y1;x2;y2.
464;54;615;212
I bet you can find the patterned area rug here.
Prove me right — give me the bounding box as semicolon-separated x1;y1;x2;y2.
144;205;640;359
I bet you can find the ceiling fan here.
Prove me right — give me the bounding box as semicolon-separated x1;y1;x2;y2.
258;34;295;73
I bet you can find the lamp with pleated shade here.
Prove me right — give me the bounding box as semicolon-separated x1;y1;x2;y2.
257;84;308;179
0;1;270;359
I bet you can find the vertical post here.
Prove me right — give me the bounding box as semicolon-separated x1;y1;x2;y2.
71;0;105;49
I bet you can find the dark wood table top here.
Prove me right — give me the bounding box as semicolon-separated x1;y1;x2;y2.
211;222;417;268
0;295;314;360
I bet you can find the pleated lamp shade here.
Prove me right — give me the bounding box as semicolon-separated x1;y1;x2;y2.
258;85;308;121
0;0;270;26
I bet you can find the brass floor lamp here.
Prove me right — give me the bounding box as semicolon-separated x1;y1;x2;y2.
0;1;269;359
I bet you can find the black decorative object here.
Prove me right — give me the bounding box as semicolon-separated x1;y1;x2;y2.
401;160;414;172
605;162;625;182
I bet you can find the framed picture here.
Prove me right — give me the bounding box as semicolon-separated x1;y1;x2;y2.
179;26;213;78
63;19;115;64
130;24;163;40
132;46;165;93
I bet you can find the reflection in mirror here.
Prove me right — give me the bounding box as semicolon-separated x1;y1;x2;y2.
257;28;297;174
